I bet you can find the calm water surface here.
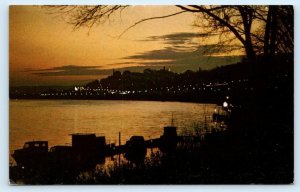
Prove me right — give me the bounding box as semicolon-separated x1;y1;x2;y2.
10;100;216;162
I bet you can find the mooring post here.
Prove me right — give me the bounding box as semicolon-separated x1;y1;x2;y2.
118;132;121;167
119;132;121;146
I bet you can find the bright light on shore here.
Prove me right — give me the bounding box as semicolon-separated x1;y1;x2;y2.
223;101;228;108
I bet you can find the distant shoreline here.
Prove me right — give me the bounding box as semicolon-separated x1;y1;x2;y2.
9;98;219;105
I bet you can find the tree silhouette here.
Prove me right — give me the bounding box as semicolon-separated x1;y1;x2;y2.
176;6;293;64
45;5;293;64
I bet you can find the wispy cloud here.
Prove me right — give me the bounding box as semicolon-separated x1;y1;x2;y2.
122;45;242;71
127;32;243;71
141;32;204;45
25;65;111;76
25;31;243;78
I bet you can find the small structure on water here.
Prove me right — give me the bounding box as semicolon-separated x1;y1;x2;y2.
159;126;178;153
124;136;147;163
71;133;106;168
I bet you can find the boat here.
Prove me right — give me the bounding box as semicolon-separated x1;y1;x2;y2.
12;141;49;168
11;125;181;168
159;126;178;153
124;136;147;163
12;133;107;170
70;133;106;168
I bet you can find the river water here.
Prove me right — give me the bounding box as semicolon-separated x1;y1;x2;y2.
9;100;216;163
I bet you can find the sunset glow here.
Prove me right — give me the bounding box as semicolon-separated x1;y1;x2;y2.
10;6;242;86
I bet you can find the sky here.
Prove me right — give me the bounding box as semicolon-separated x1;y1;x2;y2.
9;5;243;87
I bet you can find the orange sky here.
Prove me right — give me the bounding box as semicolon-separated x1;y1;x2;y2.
10;5;242;87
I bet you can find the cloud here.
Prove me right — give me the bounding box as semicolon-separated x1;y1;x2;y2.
122;45;243;72
26;65;112;76
26;31;243;78
126;32;243;71
141;32;201;45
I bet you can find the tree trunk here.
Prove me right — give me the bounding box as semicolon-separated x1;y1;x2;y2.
238;6;257;79
263;6;272;57
269;6;278;57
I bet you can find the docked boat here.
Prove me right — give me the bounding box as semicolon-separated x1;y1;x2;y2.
12;141;49;168
124;136;147;163
159;126;178;153
12;133;107;170
11;125;181;168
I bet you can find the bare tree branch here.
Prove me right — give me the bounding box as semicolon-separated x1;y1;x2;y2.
118;10;188;38
177;5;246;46
44;5;293;62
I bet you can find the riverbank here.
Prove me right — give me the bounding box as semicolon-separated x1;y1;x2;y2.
9;123;293;184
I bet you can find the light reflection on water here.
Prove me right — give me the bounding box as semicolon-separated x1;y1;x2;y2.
9;100;216;163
